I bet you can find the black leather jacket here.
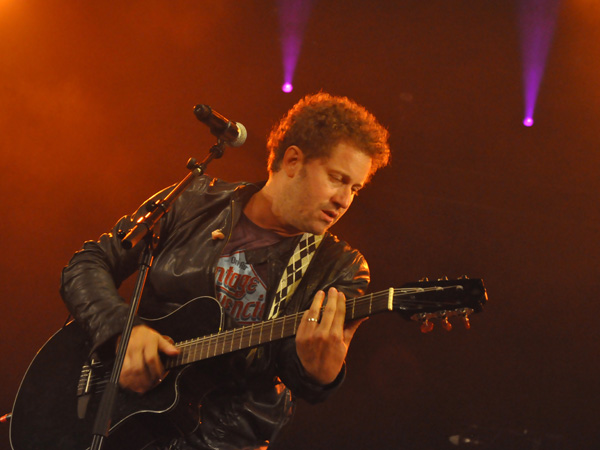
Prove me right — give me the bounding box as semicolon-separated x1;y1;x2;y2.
60;175;370;450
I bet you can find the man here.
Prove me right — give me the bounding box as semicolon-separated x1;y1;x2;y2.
61;92;390;449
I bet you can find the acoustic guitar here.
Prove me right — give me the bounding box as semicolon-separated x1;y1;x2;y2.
10;277;487;450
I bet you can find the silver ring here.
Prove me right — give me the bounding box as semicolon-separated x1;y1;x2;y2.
307;317;318;323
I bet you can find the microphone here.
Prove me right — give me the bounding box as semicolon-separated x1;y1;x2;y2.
193;104;247;147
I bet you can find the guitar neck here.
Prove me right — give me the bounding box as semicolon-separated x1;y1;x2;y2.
166;289;394;369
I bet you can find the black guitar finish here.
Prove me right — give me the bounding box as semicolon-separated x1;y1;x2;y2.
10;298;223;450
10;279;487;450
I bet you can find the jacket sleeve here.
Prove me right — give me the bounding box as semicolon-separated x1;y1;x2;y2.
274;241;370;404
59;188;173;353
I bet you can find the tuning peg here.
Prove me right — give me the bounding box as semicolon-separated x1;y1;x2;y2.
420;319;434;333
437;276;449;281
458;275;469;279
419;277;429;282
461;314;471;330
441;316;453;331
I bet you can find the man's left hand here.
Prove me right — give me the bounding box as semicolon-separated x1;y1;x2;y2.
295;287;365;385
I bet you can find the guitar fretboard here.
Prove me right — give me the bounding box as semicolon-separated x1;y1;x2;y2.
165;288;395;369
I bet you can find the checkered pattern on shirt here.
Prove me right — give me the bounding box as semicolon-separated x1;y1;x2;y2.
267;233;323;319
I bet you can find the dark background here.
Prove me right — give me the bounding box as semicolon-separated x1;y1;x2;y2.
1;1;599;449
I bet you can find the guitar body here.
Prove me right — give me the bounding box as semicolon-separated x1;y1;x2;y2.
10;297;224;450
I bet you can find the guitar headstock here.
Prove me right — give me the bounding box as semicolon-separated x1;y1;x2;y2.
393;277;487;333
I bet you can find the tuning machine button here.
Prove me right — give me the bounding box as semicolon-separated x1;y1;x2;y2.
441;316;452;331
460;314;471;330
420;319;434;333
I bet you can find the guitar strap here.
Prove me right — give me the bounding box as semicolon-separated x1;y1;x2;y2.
246;233;323;366
267;232;323;319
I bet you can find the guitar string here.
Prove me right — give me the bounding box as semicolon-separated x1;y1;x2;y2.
88;286;471;389
174;292;387;354
169;287;465;368
168;294;385;368
175;289;457;356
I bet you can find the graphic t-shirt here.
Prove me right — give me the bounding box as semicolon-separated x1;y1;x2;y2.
214;214;286;325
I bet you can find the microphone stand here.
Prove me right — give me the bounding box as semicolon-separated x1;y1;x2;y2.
89;140;227;450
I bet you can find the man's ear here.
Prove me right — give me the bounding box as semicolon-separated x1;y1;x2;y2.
281;146;304;178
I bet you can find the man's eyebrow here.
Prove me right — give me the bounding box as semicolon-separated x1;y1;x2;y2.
331;169;366;189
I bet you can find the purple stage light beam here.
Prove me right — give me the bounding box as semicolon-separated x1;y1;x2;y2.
518;0;561;126
277;0;316;93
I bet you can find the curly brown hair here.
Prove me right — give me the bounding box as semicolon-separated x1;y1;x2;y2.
267;92;390;179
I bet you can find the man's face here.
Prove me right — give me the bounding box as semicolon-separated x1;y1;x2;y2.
280;142;372;235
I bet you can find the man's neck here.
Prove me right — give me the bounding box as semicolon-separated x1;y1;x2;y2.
244;182;302;237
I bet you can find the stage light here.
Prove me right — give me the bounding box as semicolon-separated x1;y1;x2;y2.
523;117;534;127
277;0;315;94
518;0;560;127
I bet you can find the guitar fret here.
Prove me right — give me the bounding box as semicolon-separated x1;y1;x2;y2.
187;341;193;364
205;336;211;359
183;342;190;364
179;343;185;365
163;279;484;370
212;334;218;358
179;345;185;365
182;344;188;365
201;336;207;360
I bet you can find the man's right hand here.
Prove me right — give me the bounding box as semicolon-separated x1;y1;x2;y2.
118;324;180;394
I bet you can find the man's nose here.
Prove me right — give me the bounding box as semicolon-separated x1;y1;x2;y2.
332;186;353;210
